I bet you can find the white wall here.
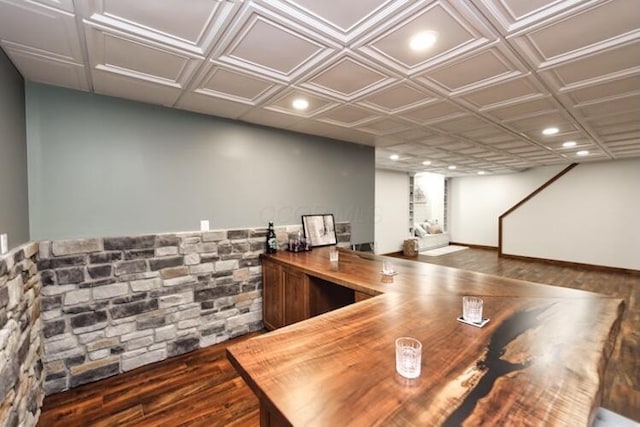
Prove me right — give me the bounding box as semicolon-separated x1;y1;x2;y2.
449;165;563;246
375;169;409;254
503;159;640;270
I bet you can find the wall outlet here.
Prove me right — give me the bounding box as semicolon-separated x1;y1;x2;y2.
0;233;7;254
200;220;210;232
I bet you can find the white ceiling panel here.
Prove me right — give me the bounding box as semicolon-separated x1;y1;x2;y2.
359;0;497;74
400;101;465;125
82;0;239;55
417;45;525;94
0;0;637;176
316;104;379;128
460;126;512;142
320;126;377;146
191;64;282;105
388;128;437;142
264;88;337;118
509;0;640;68
176;91;252;120
287;118;352;136
538;40;640;90
504;111;578;138
418;135;458;147
575;94;640;119
384;142;429;156
0;0;83;61
92;69;181;106
357;82;435;113
602;132;640;145
211;2;337;82
472;0;597;34
240;107;305;129
301;53;395;100
84;28;203;92
266;0;405;43
1;41;88;90
31;0;73;13
357;117;412;136
605;141;640;158
282;0;390;32
457;75;544;109
230;20;319;74
429;115;490;133
481;96;558;121
561;75;640;105
588;111;640;133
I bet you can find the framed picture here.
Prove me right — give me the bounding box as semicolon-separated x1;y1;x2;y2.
302;214;337;247
413;187;427;204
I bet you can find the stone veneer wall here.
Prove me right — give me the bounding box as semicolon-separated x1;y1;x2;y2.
0;242;44;427
39;222;351;395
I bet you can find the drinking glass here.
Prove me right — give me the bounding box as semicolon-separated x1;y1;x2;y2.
395;337;422;379
329;247;339;262
462;296;483;323
382;261;395;275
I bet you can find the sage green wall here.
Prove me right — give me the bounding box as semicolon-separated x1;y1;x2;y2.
0;48;29;249
26;83;374;244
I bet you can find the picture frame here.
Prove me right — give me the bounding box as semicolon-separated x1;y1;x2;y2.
302;214;337;247
413;187;427;204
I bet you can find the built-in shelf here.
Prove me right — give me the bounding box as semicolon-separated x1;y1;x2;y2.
409;174;414;234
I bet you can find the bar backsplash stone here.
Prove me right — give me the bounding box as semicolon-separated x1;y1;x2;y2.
39;222;351;395
0;242;44;427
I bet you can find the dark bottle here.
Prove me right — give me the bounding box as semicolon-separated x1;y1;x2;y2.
266;221;278;254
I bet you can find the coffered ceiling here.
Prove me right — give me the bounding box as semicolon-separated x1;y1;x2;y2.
1;0;638;176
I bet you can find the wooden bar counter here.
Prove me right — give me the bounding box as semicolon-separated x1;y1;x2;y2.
227;247;624;426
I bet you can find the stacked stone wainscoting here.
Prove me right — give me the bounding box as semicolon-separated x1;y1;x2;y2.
39;223;351;395
0;242;44;427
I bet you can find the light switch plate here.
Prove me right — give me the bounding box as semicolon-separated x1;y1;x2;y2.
0;233;7;254
200;220;210;231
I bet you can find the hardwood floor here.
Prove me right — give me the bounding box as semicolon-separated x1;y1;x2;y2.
39;248;639;425
38;333;262;427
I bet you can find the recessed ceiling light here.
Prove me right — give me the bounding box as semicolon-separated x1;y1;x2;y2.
577;150;590;156
422;160;431;166
292;98;309;110
562;141;577;148
409;31;438;51
448;165;456;170
542;127;559;135
477;171;486;175
390;154;399;161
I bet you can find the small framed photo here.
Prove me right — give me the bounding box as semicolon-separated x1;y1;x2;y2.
302;214;337;247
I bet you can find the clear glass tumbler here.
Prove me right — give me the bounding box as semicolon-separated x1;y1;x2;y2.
329;247;339;262
395;337;422;379
462;296;483;323
382;260;395;275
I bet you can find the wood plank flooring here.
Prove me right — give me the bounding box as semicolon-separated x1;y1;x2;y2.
39;248;639;425
37;333;262;427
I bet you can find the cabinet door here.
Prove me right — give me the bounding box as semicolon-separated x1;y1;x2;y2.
283;267;309;326
262;260;284;330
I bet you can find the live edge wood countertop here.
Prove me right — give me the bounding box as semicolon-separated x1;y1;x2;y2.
227;247;625;427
